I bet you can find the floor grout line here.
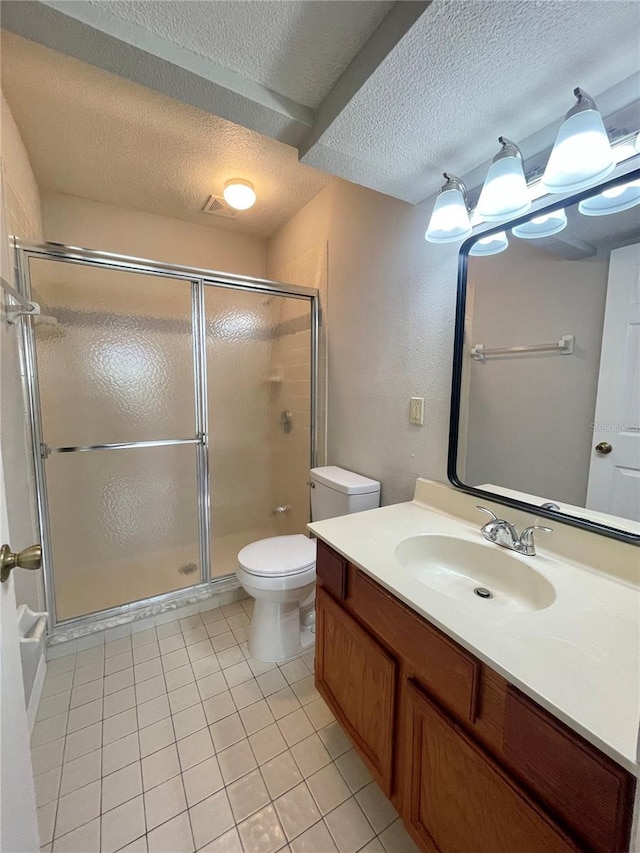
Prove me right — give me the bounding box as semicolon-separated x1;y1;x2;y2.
35;602;415;853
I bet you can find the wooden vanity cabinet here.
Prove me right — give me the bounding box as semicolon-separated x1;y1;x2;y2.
314;541;635;853
407;681;578;853
315;585;397;793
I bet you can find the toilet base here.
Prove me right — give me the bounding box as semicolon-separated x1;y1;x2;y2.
248;599;316;663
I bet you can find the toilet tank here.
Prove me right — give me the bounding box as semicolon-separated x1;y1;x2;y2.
310;466;380;521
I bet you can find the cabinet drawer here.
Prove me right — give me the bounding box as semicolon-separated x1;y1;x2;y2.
351;568;479;723
504;686;634;853
316;539;348;600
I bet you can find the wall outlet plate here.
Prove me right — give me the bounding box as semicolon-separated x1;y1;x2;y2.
410;396;424;426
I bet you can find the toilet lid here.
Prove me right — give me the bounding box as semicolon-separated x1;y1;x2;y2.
238;535;317;577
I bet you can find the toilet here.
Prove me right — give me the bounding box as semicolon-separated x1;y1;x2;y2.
236;466;381;662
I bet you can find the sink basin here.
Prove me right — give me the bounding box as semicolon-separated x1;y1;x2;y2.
394;535;555;612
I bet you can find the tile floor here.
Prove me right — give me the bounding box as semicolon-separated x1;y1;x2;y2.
32;598;419;853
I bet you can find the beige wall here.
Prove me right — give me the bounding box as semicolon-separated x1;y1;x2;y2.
1;92;44;613
268;179;459;507
267;305;313;537
41;191;267;279
464;240;608;506
269;243;327;534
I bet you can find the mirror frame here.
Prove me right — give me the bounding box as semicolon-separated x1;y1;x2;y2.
448;166;640;545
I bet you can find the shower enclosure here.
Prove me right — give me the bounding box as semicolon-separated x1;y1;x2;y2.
15;241;318;631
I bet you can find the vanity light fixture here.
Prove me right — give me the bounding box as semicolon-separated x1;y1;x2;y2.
612;135;638;164
541;88;615;194
578;179;640;216
512;208;568;239
424;173;472;243
223;180;256;210
469;231;509;256
476;137;531;221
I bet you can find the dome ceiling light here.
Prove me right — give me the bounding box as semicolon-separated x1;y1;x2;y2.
223;180;257;211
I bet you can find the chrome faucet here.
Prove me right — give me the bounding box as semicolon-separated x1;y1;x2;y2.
476;507;552;557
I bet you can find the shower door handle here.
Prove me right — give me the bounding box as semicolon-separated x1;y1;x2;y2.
1;544;42;583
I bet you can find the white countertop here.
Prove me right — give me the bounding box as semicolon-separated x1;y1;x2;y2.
309;483;640;775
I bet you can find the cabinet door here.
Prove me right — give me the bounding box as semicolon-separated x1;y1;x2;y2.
406;681;579;853
315;585;397;794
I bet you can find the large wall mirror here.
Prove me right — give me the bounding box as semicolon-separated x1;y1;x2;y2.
449;168;640;543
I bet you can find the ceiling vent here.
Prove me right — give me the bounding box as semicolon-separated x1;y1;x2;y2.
201;195;239;219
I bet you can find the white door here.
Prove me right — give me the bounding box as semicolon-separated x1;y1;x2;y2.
0;172;40;850
0;447;40;853
586;243;640;521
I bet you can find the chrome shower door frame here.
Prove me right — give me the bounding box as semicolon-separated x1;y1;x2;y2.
14;240;319;633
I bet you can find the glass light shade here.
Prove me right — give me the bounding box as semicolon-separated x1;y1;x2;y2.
223;180;256;210
476;156;531;221
578;180;640;216
425;188;472;243
469;231;509;256
541;109;614;194
613;139;638;164
512;209;567;239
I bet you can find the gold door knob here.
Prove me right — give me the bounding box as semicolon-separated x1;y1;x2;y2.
595;442;613;455
0;544;42;584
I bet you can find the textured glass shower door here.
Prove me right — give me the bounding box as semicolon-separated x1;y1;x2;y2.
204;286;313;577
28;257;204;622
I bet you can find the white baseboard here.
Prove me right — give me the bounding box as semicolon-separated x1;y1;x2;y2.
27;653;46;734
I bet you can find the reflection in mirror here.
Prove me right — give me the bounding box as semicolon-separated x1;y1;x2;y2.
454;171;640;538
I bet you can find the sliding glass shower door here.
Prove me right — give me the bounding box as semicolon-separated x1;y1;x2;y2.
28;257;203;622
204;287;313;577
20;246;317;628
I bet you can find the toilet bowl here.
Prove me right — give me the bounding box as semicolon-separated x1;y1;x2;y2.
237;534;317;662
237;466;380;663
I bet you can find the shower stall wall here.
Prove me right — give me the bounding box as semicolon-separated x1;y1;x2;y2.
16;241;318;632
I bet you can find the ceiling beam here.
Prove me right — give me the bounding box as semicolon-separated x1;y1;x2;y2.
1;0;315;146
300;1;431;160
1;0;430;169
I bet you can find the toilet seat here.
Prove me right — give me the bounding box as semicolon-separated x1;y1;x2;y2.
237;534;316;578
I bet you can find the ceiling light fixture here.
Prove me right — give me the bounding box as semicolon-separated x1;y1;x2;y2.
512;209;568;239
476;137;531;221
425;174;472;243
469;231;509;257
578;179;640;216
223;180;256;210
541;88;615;194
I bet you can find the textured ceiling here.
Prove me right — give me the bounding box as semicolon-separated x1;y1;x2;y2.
0;32;332;238
84;0;394;108
302;0;640;202
2;0;638;217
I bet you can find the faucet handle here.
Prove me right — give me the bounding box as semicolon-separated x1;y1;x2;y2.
518;525;552;556
476;506;498;523
521;525;553;539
